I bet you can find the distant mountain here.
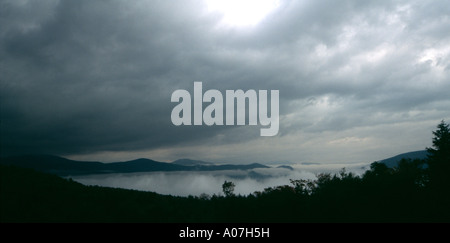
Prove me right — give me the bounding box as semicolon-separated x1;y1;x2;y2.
207;163;270;171
301;162;321;165
227;170;273;180
172;159;270;170
172;159;214;166
264;160;295;166
277;165;294;170
0;155;186;176
0;155;269;176
377;150;429;168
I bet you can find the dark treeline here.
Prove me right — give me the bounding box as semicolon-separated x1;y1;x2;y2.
1;121;449;222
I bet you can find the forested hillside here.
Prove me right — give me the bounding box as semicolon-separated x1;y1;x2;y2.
1;121;449;222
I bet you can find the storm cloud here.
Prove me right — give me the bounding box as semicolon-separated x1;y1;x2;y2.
1;0;449;164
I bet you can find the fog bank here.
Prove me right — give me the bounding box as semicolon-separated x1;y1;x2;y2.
71;164;369;197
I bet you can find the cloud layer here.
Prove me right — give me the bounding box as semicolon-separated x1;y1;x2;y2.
1;0;449;164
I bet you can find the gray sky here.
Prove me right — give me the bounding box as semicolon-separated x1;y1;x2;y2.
1;0;449;164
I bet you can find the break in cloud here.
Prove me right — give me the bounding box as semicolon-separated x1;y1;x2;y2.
1;0;449;164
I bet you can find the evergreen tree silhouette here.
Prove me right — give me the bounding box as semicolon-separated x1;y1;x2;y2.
427;120;450;187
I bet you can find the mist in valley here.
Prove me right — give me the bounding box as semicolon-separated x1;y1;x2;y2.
71;163;368;197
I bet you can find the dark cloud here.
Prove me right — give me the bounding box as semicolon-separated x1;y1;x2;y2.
1;0;449;163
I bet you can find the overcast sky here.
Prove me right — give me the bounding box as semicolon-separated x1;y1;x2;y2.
1;0;449;164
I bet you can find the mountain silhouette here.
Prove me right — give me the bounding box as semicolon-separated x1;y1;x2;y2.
277;165;294;170
376;150;429;168
172;158;215;166
0;155;269;176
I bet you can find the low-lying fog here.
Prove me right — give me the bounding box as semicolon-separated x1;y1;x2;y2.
70;163;369;197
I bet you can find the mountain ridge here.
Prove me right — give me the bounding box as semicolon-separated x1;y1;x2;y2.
0;150;430;177
172;158;215;166
0;154;269;176
376;150;429;168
